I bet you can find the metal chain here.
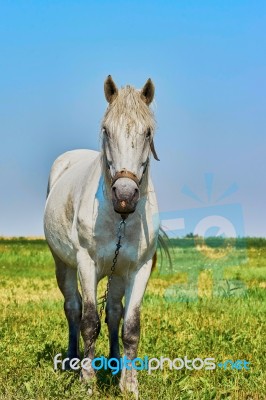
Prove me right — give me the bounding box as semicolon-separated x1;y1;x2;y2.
83;219;126;359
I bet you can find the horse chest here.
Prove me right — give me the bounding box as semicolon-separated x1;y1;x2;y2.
90;219;157;279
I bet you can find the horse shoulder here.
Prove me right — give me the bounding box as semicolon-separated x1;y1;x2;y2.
44;150;101;264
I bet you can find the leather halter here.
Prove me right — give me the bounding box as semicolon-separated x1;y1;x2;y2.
111;170;140;187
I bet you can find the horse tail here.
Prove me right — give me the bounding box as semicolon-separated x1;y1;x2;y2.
151;251;157;271
153;226;173;273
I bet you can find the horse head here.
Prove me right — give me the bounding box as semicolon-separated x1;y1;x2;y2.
102;75;159;217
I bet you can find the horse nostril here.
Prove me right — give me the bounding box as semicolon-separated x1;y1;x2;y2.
112;186;117;198
133;187;139;201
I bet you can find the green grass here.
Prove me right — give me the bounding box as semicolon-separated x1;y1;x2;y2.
0;238;265;399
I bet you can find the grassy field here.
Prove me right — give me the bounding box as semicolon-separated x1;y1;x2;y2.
0;237;265;400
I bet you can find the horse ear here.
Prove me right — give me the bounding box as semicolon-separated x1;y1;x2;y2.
150;139;160;161
141;78;155;105
104;75;118;103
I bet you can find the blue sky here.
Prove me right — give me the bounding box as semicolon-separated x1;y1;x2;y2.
0;1;265;236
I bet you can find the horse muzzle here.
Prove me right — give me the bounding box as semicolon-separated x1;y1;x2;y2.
111;171;140;216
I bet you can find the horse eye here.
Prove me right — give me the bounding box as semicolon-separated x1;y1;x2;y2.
146;129;151;139
102;127;110;137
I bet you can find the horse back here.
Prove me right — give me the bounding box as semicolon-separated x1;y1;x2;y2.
47;149;100;197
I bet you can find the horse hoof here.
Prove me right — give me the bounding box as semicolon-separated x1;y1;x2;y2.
80;372;97;396
119;384;139;400
119;369;139;399
79;372;96;382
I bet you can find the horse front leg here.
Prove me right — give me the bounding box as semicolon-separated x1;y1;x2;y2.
120;260;153;400
105;275;125;361
77;251;100;387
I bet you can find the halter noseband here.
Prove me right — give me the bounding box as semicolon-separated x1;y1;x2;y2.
111;170;140;187
110;161;149;188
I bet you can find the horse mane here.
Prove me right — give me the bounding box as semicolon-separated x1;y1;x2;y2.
101;85;156;133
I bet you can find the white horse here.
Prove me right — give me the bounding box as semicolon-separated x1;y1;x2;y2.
44;76;160;398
